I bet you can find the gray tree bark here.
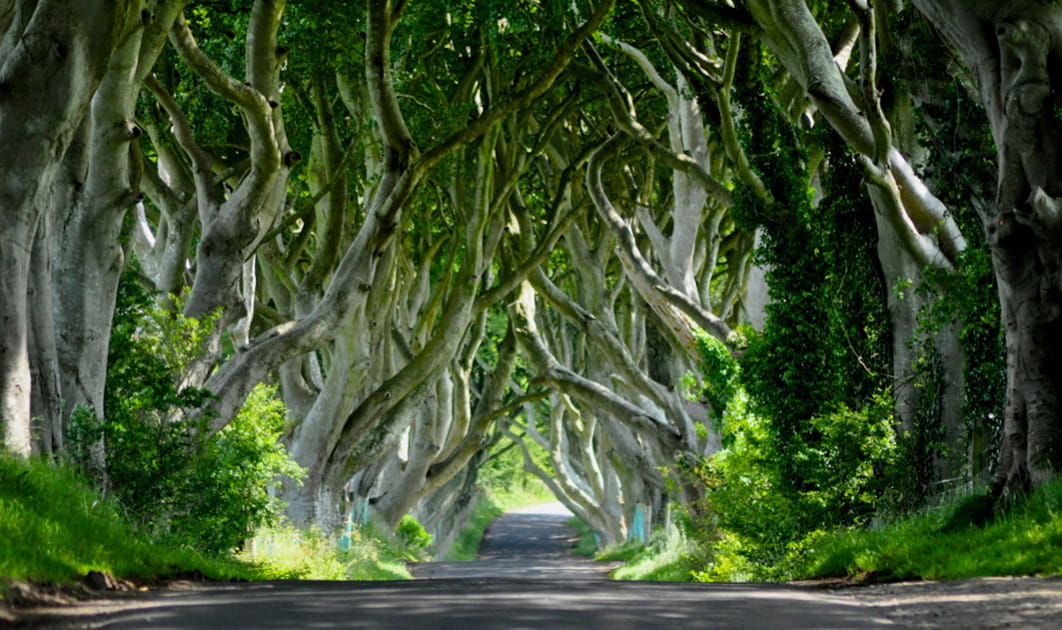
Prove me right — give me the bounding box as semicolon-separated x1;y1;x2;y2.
0;1;135;456
44;3;183;457
913;0;1062;500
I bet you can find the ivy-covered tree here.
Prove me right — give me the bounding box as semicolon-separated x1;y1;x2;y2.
910;0;1062;502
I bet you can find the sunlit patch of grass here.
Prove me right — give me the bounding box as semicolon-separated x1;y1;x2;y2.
567;518;600;557
567;519;701;581
594;539;644;562
0;455;261;587
791;477;1062;581
241;524;414;580
609;528;703;582
443;496;504;561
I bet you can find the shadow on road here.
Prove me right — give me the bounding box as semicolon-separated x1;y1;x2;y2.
50;579;890;629
22;503;897;629
19;503;1062;628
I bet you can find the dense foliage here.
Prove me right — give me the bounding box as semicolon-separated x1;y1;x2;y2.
69;269;303;554
668;46;899;573
4;0;1053;588
0;454;259;584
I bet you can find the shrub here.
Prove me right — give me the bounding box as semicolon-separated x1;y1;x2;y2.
676;391;898;577
396;515;433;557
68;268;303;554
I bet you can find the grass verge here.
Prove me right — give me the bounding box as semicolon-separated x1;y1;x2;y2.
567;518;599;557
0;455;260;587
788;479;1062;581
240;524;415;580
590;477;1062;583
0;453;422;616
608;529;703;581
567;517;699;581
1;453;264;621
443;496;504;561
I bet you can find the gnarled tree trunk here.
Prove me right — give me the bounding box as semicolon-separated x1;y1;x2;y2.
914;0;1062;499
0;1;134;456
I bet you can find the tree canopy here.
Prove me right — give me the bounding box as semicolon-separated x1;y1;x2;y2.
2;0;1060;561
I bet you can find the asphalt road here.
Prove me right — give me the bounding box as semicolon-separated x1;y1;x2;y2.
409;502;613;580
25;502;1062;628
38;578;891;629
19;502;898;629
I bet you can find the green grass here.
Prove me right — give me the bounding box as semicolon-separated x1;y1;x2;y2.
566;518;699;581
240;523;414;580
588;478;1062;583
595;539;645;562
0;455;261;586
0;454;424;599
789;479;1062;581
443;496;505;561
609;529;703;581
567;517;599;557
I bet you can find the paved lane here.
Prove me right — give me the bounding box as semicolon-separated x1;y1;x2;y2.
24;503;895;629
37;579;892;629
18;502;1062;628
411;502;612;580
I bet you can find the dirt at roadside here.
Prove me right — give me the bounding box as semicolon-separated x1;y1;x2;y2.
1;571;211;628
828;576;1062;629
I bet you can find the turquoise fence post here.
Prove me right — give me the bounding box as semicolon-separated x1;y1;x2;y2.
339;511;353;551
630;504;648;543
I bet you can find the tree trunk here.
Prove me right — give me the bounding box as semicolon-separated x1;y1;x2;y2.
51;20;155;443
0;1;132;456
876;211;966;488
913;0;1062;499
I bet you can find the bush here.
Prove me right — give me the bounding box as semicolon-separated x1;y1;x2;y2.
396;515;433;557
676;391;898;578
0;454;262;584
68;269;303;554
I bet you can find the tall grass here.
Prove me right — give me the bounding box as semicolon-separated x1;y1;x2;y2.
587;525;707;582
0;455;258;585
566;516;703;581
592;478;1062;583
0;454;427;596
240;524;415;580
790;479;1062;581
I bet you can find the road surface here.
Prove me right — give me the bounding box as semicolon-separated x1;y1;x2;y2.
13;502;1062;628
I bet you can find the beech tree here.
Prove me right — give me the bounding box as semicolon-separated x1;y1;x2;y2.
85;0;610;535
912;0;1062;500
6;0;1049;556
36;3;189;467
1;1;140;456
668;0;975;489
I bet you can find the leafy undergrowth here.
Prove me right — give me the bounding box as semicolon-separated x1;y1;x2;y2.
590;478;1062;584
568;519;703;581
788;479;1062;582
606;529;704;582
0;455;262;602
443;496;504;561
0;453;426;613
567;518;599;557
239;523;416;580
